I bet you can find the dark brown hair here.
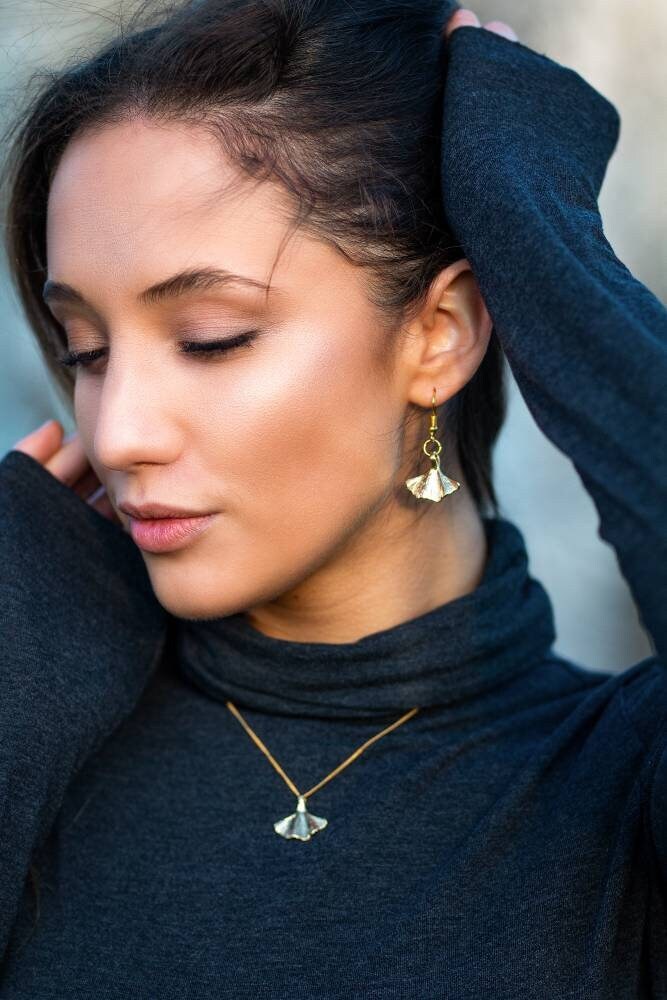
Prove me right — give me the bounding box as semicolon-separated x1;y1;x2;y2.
2;0;506;931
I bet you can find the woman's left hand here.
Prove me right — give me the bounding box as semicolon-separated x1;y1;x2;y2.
444;7;519;43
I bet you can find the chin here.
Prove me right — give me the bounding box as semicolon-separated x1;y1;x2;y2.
147;577;234;621
139;556;256;622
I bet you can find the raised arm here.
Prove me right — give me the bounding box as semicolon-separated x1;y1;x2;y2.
0;440;167;957
440;21;667;664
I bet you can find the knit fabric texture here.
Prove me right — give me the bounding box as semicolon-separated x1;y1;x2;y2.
0;18;666;1000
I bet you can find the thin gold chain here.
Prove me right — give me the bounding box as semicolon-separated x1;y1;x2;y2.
225;700;420;801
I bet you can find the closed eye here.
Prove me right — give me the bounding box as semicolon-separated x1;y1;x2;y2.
56;330;260;369
180;331;260;357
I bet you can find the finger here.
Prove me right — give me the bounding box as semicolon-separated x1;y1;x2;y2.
12;419;64;463
444;8;481;39
11;419;118;519
43;434;93;488
482;20;519;41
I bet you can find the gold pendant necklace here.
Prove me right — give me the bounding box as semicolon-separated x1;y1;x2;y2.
225;700;420;841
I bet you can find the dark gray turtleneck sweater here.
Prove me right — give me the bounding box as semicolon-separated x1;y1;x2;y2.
1;22;666;1000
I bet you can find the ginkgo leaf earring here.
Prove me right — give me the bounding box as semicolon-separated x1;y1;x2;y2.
405;387;461;502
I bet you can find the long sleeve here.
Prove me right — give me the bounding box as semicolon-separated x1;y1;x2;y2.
440;25;667;885
0;447;168;957
440;26;667;666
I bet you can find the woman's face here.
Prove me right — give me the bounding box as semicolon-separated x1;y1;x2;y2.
45;118;422;619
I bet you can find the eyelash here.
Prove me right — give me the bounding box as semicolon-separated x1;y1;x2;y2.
56;330;259;370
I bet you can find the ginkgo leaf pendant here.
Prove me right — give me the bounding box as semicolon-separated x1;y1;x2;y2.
274;795;328;841
405;466;461;501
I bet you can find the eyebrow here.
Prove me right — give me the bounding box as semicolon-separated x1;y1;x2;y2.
42;266;273;310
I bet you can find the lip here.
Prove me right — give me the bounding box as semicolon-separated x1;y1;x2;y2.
119;500;212;520
128;513;217;553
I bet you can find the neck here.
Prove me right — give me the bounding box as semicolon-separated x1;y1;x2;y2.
240;476;488;645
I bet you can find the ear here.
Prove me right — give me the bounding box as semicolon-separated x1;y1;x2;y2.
401;259;493;408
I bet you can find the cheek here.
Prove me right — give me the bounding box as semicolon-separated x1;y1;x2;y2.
188;325;399;589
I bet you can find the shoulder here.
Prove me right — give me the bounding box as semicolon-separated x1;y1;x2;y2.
530;650;667;759
546;651;667;879
608;654;667;879
613;655;667;755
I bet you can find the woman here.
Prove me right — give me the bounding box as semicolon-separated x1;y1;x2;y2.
0;0;665;995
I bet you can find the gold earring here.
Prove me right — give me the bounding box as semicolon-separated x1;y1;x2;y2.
405;387;461;502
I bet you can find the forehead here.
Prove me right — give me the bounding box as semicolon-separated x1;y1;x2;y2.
44;117;374;323
46;118;297;292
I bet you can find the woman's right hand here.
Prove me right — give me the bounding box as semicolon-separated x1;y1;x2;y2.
444;8;518;41
11;418;121;526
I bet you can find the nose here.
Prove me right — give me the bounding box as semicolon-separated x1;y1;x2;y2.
91;360;181;472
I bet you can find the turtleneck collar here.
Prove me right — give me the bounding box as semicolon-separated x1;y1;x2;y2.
175;515;556;719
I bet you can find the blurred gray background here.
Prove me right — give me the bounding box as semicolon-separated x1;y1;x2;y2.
0;1;664;671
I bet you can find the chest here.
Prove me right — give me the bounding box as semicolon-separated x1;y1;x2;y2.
2;705;660;998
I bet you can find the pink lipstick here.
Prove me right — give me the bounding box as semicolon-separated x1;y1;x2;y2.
128;513;217;552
